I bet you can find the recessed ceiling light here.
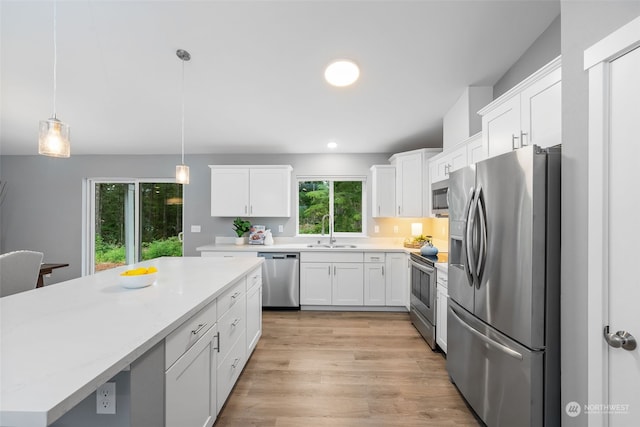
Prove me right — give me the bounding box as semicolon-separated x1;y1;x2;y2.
327;141;338;149
324;60;360;87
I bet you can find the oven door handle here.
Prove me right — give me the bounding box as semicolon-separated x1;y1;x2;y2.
409;260;434;275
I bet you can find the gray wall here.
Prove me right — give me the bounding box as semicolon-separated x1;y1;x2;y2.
0;152;390;282
493;14;561;98
559;2;640;426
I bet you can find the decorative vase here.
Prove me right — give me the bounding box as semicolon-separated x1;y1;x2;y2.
234;237;245;245
420;243;438;256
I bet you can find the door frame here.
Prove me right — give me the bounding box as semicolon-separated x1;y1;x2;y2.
584;15;640;427
82;177;179;276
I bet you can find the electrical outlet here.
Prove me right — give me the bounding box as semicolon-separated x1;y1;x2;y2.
278;225;284;233
374;225;380;233
191;225;201;233
96;382;116;414
393;225;399;233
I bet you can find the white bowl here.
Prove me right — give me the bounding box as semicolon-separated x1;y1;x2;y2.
118;272;157;289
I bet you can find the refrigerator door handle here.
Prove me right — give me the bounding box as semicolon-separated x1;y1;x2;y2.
467;188;481;286
464;187;477;286
475;187;488;286
450;305;524;361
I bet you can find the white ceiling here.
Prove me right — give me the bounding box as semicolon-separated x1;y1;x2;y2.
0;0;560;155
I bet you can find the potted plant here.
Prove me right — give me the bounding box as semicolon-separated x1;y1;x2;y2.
232;217;252;245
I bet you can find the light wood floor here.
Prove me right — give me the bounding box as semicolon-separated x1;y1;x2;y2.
215;310;480;426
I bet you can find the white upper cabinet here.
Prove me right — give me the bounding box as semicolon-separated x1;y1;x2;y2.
210;165;292;217
466;132;486;165
479;56;561;158
370;165;396;218
389;149;440;217
430;144;468;184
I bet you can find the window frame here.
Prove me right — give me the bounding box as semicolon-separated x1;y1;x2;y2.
295;175;367;238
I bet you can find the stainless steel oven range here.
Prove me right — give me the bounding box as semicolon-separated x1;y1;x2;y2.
409;252;437;350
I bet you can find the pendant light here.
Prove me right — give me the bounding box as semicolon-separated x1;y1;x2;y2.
175;49;191;184
39;0;70;158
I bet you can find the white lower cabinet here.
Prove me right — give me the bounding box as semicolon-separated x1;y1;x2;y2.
332;263;364;305
164;267;261;425
436;268;448;353
364;263;385;306
246;269;262;354
165;304;218;427
300;251;409;309
385;252;408;307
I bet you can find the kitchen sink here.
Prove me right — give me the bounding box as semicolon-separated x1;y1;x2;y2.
306;244;358;249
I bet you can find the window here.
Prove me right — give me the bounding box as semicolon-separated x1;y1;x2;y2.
83;179;183;275
297;177;365;236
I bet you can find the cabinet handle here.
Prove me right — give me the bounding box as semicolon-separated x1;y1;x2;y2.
215;331;220;352
445;164;450;175
398;206;401;215
520;131;528;146
232;318;241;327
382;266;385;276
231;291;241;299
511;134;519;150
191;323;207;335
378;205;381;216
232;358;240;369
328;266;331;276
250;205;253;214
244;205;248;214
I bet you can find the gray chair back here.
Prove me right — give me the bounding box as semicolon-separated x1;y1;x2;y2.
0;250;44;297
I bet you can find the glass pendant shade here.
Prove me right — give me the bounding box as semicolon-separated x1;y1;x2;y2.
176;164;190;184
38;117;70;158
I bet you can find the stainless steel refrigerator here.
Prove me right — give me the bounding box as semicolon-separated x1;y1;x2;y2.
447;145;560;427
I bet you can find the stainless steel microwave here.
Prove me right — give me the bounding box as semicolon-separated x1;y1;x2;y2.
431;180;449;217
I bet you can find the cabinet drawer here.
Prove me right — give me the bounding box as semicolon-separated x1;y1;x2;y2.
217;330;247;413
364;252;385;263
301;251;363;263
247;267;262;292
217;294;246;364
201;251;258;258
165;301;217;370
217;278;246;317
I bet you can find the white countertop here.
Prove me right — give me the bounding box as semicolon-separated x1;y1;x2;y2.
196;242;410;253
0;256;263;427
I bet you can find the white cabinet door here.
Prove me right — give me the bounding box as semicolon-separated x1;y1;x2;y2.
246;283;262;355
520;67;561;149
436;284;448;353
430;154;451;184
370;165;396;218
466;133;486;165
300;262;332;305
385;253;408;307
211;168;249;217
165;325;217;427
364;263;385;306
449;145;468;173
395;153;422;217
249;168;291;217
332;263;364;305
482;96;521;158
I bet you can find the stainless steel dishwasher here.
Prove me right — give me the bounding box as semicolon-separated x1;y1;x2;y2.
257;252;300;309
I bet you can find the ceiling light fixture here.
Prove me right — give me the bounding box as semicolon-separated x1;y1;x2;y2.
175;49;191;185
327;141;338;149
324;60;360;87
38;0;70;158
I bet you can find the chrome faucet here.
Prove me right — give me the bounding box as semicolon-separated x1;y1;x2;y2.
321;214;336;245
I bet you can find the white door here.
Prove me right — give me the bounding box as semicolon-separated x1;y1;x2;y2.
250;168;290;217
586;17;640;426
363;263;385;305
482;95;521;158
520;67;562;149
606;45;640;426
210;168;249;216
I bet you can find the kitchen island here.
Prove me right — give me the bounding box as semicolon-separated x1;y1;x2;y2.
0;256;263;427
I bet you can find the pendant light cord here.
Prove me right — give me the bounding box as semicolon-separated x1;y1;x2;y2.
52;0;58;118
181;58;185;165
